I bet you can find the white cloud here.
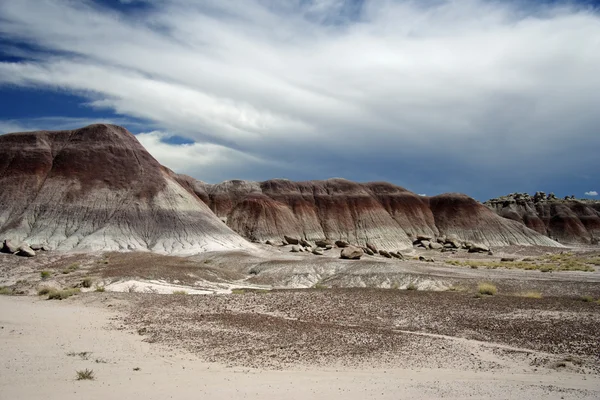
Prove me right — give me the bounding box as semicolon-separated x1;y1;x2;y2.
0;0;599;191
585;191;598;196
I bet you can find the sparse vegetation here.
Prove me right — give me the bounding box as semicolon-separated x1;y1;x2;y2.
126;284;137;293
94;285;105;292
312;283;328;290
447;285;467;292
445;254;595;272
133;367;141;371
37;286;52;295
40;271;51;280
62;263;80;274
478;282;497;296
231;288;246;294
391;281;400;290
0;286;14;295
580;295;594;303
76;369;95;381
406;283;417;290
82;277;93;288
68;351;92;360
172;290;187;295
519;291;542;299
47;288;80;300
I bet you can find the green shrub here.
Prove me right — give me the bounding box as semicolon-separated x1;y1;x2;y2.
37;286;52;295
580;295;594;303
40;271;51;280
172;290;187;295
0;286;14;295
94;286;105;292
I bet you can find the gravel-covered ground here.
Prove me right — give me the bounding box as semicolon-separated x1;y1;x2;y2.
123;289;600;371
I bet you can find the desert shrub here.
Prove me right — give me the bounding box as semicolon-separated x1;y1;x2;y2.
82;278;93;288
580;295;594;303
172;290;187;295
47;288;80;300
76;369;95;381
391;282;400;290
40;271;51;280
312;283;327;290
478;282;497;296
67;351;91;360
94;286;105;292
37;286;52;295
231;288;246;294
406;283;417;290
126;284;137;293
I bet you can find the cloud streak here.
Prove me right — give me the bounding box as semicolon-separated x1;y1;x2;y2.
585;191;598;196
0;0;599;198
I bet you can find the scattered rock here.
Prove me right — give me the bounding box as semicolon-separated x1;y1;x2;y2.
265;240;276;246
284;236;300;245
324;245;333;250
419;256;435;262
429;242;443;250
417;234;433;241
335;240;350;248
315;239;333;247
300;239;312;248
312;248;324;255
340;246;363;260
437;236;446;244
390;252;404;259
41;245;51;252
2;239;21;254
29;243;44;251
366;242;378;253
421;240;431;248
468;243;490;253
364;247;375;256
290;245;300;253
379;250;392;258
17;245;35;257
282;239;289;246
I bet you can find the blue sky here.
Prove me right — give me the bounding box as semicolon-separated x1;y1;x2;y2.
0;0;599;201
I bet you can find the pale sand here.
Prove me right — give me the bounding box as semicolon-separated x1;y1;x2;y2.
1;295;599;400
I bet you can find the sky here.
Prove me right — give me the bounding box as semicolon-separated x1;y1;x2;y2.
0;0;599;201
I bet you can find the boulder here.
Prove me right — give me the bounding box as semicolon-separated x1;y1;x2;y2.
312;248;324;256
324;244;333;250
379;250;392;258
290;245;300;253
41;245;51;252
445;235;461;248
30;243;44;251
429;242;443;250
462;242;473;250
417;234;433;241
315;239;333;247
298;246;305;252
284;236;300;245
437;236;446;244
17;245;35;257
335;240;350;248
364;247;375;256
421;240;431;248
443;243;454;248
366;242;378;253
265;240;276;246
390;252;403;259
468;243;490;253
419;256;434;262
2;239;21;254
282;239;289;246
340;246;363;260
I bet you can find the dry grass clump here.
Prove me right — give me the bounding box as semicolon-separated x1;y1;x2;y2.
478;282;497;296
580;295;594;303
0;286;14;295
62;263;80;274
81;277;93;288
40;270;51;280
47;288;80;300
172;290;188;295
76;369;95;381
406;283;417;291
519;291;542;299
94;285;105;292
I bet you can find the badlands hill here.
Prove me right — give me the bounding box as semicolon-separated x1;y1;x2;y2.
0;124;252;254
175;177;559;249
485;192;600;244
0;124;560;254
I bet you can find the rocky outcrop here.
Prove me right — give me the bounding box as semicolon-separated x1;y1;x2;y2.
182;178;559;250
0;124;253;254
485;192;600;244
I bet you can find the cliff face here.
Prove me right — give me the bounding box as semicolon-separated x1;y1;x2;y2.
177;177;560;250
485;193;600;244
0;124;253;254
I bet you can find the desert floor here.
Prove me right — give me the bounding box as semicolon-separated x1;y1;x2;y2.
1;245;600;399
